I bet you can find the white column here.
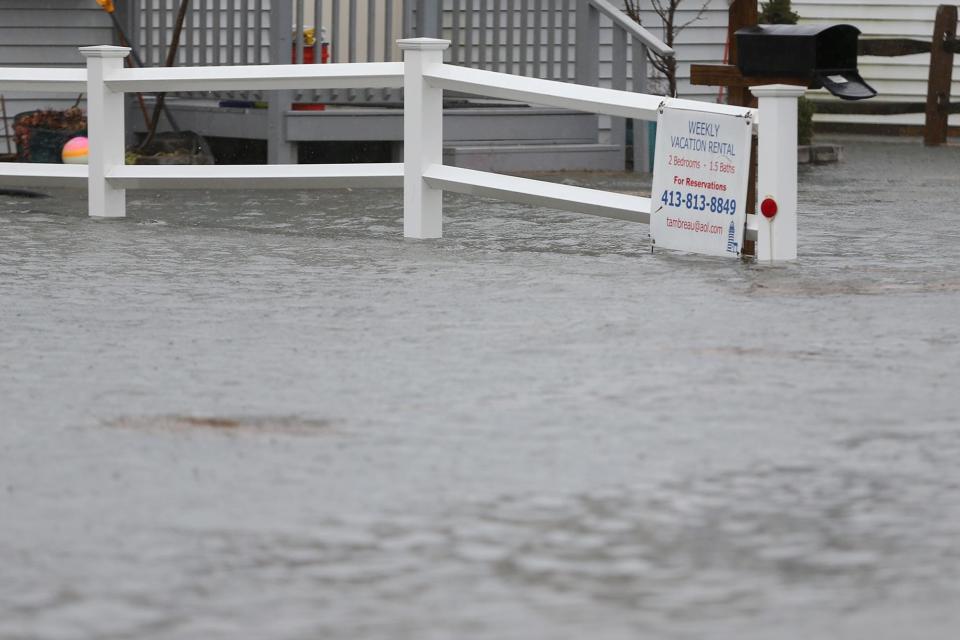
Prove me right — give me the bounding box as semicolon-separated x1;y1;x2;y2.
750;84;805;261
81;45;130;218
399;38;449;239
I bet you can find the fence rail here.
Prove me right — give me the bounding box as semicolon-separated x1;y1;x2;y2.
0;40;802;262
819;4;958;146
423;64;743;122
106;62;405;93
0;69;87;93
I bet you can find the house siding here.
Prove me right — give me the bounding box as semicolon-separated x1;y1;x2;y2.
8;1;950;153
618;1;729;100
0;1;114;148
792;0;960;126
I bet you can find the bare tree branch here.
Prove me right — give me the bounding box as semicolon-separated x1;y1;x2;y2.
677;0;712;31
623;0;711;97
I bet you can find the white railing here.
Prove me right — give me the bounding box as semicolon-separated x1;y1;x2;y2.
0;39;802;261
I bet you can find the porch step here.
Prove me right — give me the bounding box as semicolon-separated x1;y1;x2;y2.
145;100;626;171
149;101;600;145
444;143;623;172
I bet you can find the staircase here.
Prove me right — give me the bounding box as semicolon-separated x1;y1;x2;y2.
125;0;671;171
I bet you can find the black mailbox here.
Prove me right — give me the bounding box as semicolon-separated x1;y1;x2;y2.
735;24;877;100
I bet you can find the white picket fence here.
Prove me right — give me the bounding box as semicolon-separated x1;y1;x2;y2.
0;39;801;261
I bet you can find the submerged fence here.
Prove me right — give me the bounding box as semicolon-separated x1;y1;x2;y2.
0;40;801;261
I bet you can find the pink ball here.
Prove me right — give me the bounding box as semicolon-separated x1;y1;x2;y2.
62;136;89;165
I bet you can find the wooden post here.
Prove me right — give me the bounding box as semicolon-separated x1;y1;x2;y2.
689;3;769;255
924;4;957;146
727;0;759;255
727;0;758;109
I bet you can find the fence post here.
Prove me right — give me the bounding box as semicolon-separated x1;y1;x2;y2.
632;39;651;172
611;26;627;169
399;37;449;239
80;45;130;218
751;84;805;262
924;4;957;147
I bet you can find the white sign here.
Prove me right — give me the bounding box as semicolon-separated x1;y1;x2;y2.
650;105;753;257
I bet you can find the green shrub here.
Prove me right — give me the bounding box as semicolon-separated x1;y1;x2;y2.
797;96;815;145
759;0;799;24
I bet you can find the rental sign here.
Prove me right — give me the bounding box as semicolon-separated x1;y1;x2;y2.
650;105;753;258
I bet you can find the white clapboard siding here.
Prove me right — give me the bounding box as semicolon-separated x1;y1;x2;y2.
0;1;113;150
793;0;960;126
625;1;728;99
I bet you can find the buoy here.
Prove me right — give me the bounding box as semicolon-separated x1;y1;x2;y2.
61;136;89;165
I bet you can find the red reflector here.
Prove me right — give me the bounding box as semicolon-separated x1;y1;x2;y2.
760;197;778;218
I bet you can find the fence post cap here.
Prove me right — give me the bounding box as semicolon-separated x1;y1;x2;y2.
750;84;807;98
79;45;131;59
397;38;451;51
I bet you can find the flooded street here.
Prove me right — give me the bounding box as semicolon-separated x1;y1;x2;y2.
1;137;959;639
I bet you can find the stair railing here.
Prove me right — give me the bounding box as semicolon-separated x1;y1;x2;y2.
577;0;674;171
409;0;675;171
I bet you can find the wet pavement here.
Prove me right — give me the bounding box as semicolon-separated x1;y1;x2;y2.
1;137;959;639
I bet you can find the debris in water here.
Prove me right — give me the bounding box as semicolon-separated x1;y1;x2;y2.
108;415;332;435
0;188;49;199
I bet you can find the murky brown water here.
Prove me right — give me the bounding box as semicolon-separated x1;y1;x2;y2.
1;138;959;639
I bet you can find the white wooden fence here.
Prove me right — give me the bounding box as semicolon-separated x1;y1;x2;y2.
0;40;801;261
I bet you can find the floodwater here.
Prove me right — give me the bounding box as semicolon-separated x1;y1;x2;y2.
1;138;959;639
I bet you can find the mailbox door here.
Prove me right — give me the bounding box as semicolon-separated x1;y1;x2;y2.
816;70;877;100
